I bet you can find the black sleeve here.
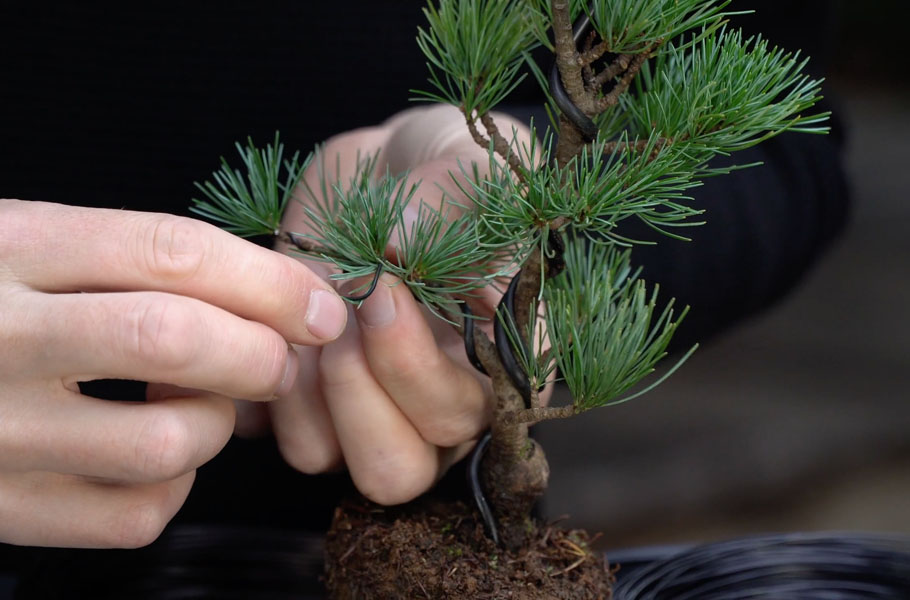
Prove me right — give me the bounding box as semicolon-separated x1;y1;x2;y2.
626;119;849;349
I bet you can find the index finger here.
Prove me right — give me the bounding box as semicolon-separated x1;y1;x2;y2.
1;200;347;344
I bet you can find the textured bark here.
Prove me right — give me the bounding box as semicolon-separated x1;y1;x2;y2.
555;114;589;169
472;325;548;551
551;0;592;114
481;434;550;552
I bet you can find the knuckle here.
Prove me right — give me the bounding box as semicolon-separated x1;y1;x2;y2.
316;351;361;391
0;291;34;375
233;332;290;401
127;297;197;370
0;211;17;262
355;455;433;506
132;411;193;481
278;438;341;475
322;127;385;159
377;347;441;388
109;500;170;549
0;200;34;260
255;335;292;397
140;215;208;282
417;416;477;449
259;256;309;322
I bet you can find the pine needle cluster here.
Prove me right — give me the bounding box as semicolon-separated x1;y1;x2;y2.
190;133;306;237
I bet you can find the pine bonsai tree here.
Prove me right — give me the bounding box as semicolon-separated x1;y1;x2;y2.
191;1;826;596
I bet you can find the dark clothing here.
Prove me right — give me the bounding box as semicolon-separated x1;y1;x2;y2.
0;2;848;344
0;1;848;587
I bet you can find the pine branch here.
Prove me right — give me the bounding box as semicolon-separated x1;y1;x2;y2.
413;0;542;114
577;36;610;68
592;53;634;89
594;45;655;112
551;0;592;115
480;112;526;182
464;110;494;155
554;114;589;168
581;32;598;90
586;0;732;55
504;405;577;426
622;29;827;153
293;154;513;319
462;109;526;182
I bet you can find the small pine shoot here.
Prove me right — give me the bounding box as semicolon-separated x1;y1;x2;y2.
191;133;307;238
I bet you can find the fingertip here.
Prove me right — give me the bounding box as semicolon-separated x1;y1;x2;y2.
276;430;344;475
304;288;348;342
349;275;400;329
352;451;437;506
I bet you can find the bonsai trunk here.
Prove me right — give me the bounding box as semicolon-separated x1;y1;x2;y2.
481;422;550;551
472;246;559;551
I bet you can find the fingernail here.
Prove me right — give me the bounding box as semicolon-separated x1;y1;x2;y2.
356;280;396;327
275;345;298;398
305;288;347;340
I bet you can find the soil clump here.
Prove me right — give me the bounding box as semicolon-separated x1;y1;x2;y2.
325;497;614;599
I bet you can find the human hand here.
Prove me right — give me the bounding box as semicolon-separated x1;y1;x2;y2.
0;200;347;547
234;105;545;504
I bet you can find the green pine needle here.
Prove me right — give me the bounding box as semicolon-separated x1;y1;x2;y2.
291;151;513;319
545;238;695;411
413;0;543;114
588;0;733;54
190;132;307;237
526;0;733;53
497;300;557;393
626;28;828;154
463;129;706;247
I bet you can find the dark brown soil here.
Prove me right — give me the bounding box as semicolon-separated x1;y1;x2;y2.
325;497;614;599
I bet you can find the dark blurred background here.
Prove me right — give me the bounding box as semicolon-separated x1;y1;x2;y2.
539;0;910;551
1;1;907;594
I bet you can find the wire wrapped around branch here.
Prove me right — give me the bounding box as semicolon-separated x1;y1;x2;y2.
493;272;533;408
460;302;489;376
343;264;385;302
467;431;500;546
549;6;598;142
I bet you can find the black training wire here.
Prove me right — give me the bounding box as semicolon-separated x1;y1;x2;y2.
460;302;489;376
285;232;384;303
343;264;384;302
492;271;533;407
545;228;567;277
467;431;500;547
612;532;910;600
549;5;599;142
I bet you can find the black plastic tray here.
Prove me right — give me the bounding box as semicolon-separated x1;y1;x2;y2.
14;528;910;599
